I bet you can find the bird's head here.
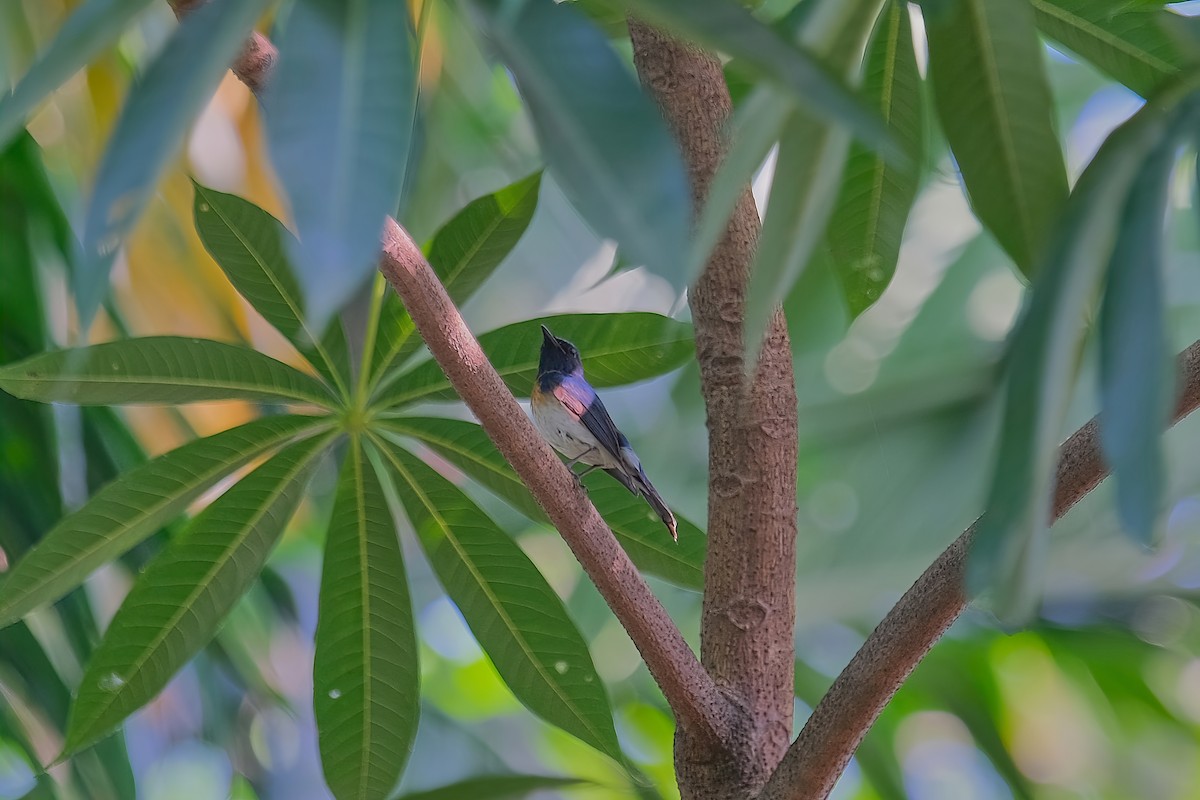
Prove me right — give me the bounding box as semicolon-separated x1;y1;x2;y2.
538;325;583;376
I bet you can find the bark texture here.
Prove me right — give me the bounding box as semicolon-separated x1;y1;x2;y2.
630;22;799;799
760;340;1200;800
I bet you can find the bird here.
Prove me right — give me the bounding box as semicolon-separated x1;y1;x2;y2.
531;325;678;541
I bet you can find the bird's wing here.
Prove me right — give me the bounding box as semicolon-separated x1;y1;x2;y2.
553;375;627;462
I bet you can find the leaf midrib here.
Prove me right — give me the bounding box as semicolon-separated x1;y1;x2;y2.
0;418;323;625
71;432;330;743
1029;0;1176;77
370;435;611;753
966;0;1039;263
196;184;347;398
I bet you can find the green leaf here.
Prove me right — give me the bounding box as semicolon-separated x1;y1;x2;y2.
380;417;705;589
0;0;155;146
315;437;419;799
76;0;272;328
63;433;332;755
921;0;1069;275
191;182;351;394
371;172;543;389
396;776;587;800
1030;0;1186;98
265;0;417;330
0;337;336;407
827;1;924;318
372;313;693;409
470;0;692;292
967;84;1197;622
1098;111;1184;545
601;0;898;159
0;415;325;630
373;440;621;761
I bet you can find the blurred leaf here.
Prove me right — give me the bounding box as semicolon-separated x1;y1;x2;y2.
63;433;332;755
968;84;1197;622
744;2;880;357
0;0;155;146
0;415;325;630
375;440;621;761
1030;0;1186;97
373;313;693;407
827;1;923;317
396;775;586;800
601;0;898;158
381;417;706;588
688;86;789;280
921;0;1068;275
0;337;336;406
76;0;271;328
371;172;543;389
265;0;417;331
470;0;692;291
191;182;351;394
1098;112;1185;545
315;437;419;799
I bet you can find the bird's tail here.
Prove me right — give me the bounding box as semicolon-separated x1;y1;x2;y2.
604;467;678;541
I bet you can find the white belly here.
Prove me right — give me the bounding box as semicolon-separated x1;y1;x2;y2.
532;400;620;469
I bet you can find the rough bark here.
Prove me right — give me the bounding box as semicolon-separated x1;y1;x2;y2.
759;339;1200;800
630;23;799;799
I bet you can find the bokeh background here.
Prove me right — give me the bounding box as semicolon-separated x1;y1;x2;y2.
6;1;1200;798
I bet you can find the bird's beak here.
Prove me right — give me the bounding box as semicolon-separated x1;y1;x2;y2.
540;325;557;347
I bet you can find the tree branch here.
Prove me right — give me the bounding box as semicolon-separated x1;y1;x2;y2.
169;1;737;751
759;340;1200;800
629;22;799;798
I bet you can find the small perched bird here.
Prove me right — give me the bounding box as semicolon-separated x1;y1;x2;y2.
531;325;678;540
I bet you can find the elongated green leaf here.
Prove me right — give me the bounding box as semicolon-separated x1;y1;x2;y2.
373;440;620;760
600;0;897;158
470;0;692;291
63;433;332;755
921;0;1068;275
0;0;155;146
371;173;543;388
968;84;1196;622
0;337;335;406
1031;0;1186;98
315;437;418;799
396;776;586;800
827;1;924;317
265;0;416;331
0;414;325;630
373;313;692;409
1098;113;1184;545
744;2;881;355
381;417;705;589
76;0;271;328
191;182;351;393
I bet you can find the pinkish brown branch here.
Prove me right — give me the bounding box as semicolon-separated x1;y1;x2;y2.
759;341;1200;800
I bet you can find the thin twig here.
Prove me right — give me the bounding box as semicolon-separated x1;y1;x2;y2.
759;341;1200;800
